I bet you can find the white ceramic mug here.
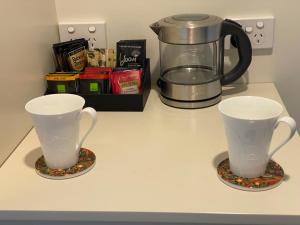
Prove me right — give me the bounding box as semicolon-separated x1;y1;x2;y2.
25;94;97;169
218;96;296;178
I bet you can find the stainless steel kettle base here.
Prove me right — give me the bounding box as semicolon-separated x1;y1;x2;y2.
160;94;221;109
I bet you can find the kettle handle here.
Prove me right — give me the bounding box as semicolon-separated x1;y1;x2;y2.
220;19;252;85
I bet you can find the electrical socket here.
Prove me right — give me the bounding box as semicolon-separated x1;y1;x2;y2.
225;17;275;49
58;22;107;50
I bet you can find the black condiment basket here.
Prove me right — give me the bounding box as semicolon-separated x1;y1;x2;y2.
47;59;151;112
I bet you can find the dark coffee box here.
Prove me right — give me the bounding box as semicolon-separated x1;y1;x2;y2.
116;40;146;69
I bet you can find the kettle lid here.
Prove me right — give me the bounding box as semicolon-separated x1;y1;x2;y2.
151;14;223;44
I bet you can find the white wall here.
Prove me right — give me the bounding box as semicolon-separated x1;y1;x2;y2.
0;0;59;165
55;0;300;128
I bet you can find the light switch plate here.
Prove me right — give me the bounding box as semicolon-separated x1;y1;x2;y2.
58;22;107;50
225;16;275;49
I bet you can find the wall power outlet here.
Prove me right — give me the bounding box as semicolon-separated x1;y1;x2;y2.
58;22;107;50
226;16;275;49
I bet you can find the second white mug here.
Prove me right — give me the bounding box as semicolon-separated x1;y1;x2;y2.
218;96;296;178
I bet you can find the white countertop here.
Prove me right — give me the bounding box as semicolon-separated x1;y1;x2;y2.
1;83;300;225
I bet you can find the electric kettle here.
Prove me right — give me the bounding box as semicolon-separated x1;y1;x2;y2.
150;14;252;108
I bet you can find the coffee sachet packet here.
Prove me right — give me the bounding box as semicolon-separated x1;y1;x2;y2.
46;73;79;94
87;48;116;68
53;39;88;72
80;67;112;94
111;69;142;94
116;40;146;69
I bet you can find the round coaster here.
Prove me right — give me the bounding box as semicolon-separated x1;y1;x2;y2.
35;148;96;180
217;158;284;192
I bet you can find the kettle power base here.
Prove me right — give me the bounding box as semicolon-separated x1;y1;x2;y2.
160;94;221;109
217;158;284;192
35;148;96;180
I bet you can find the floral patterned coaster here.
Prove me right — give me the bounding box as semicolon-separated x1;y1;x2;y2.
217;158;284;191
35;148;96;180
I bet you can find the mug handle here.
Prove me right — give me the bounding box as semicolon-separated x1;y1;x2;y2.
76;107;97;151
268;116;297;161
